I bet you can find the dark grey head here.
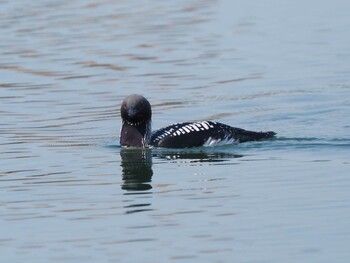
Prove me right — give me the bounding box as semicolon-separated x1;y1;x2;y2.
120;94;152;147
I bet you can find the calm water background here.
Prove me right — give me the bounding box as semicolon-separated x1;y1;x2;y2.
1;0;350;262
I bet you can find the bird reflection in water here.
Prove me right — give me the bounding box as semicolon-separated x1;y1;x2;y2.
120;147;244;192
120;148;153;191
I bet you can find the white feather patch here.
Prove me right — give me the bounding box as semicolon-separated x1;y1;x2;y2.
203;136;238;147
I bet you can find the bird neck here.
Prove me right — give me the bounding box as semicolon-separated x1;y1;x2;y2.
120;120;151;147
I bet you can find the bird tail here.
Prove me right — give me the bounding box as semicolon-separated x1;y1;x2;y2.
233;128;276;143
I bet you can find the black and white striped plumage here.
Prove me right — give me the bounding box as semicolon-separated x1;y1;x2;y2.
120;94;276;148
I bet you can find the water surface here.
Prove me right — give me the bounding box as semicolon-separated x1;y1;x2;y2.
1;0;350;262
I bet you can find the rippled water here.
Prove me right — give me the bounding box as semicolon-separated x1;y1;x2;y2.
1;0;350;262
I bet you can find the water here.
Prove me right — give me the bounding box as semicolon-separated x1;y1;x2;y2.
1;0;350;262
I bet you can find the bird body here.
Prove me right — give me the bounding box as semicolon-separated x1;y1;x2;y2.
120;94;276;148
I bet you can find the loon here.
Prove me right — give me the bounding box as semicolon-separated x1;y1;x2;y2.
120;94;276;148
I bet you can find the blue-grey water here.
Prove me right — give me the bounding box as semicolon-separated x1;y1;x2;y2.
1;0;350;262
